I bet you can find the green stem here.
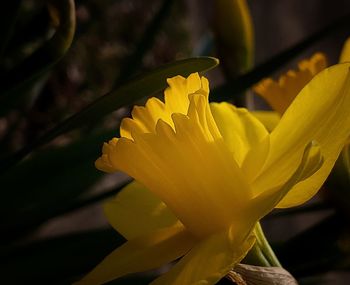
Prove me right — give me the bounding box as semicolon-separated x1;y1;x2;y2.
255;223;282;267
243;222;282;267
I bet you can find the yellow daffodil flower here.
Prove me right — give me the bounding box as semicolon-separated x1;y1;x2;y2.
77;64;350;284
254;52;328;115
254;37;350;115
253;38;350;209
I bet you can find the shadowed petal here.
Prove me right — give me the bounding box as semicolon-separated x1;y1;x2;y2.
151;226;256;285
251;141;323;218
251;111;280;132
75;225;195;285
104;181;179;240
210;103;270;182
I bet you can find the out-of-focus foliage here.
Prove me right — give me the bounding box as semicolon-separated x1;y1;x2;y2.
214;0;254;77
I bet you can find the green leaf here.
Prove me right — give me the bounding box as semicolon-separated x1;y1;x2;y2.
0;228;124;284
2;181;131;243
0;56;219;173
0;228;159;284
0;131;111;206
211;13;350;101
0;129;129;241
0;0;76;113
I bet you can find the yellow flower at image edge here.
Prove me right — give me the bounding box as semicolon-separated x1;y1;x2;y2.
254;37;350;116
254;52;328;115
77;65;350;284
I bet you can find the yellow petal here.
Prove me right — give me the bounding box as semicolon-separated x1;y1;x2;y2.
251;141;323;217
210;102;270;182
104;181;179;240
298;52;327;75
108;94;252;237
120;97;167;140
75;225;195;285
120;73;209;140
251;110;280;132
253;63;350;207
340;37;350;63
253;78;290;114
253;53;327;114
95;138;119;173
151;226;256;285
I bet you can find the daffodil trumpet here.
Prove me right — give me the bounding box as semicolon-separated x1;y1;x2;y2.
77;62;350;285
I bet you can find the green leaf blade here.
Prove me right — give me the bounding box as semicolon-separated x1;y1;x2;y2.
0;56;219;173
